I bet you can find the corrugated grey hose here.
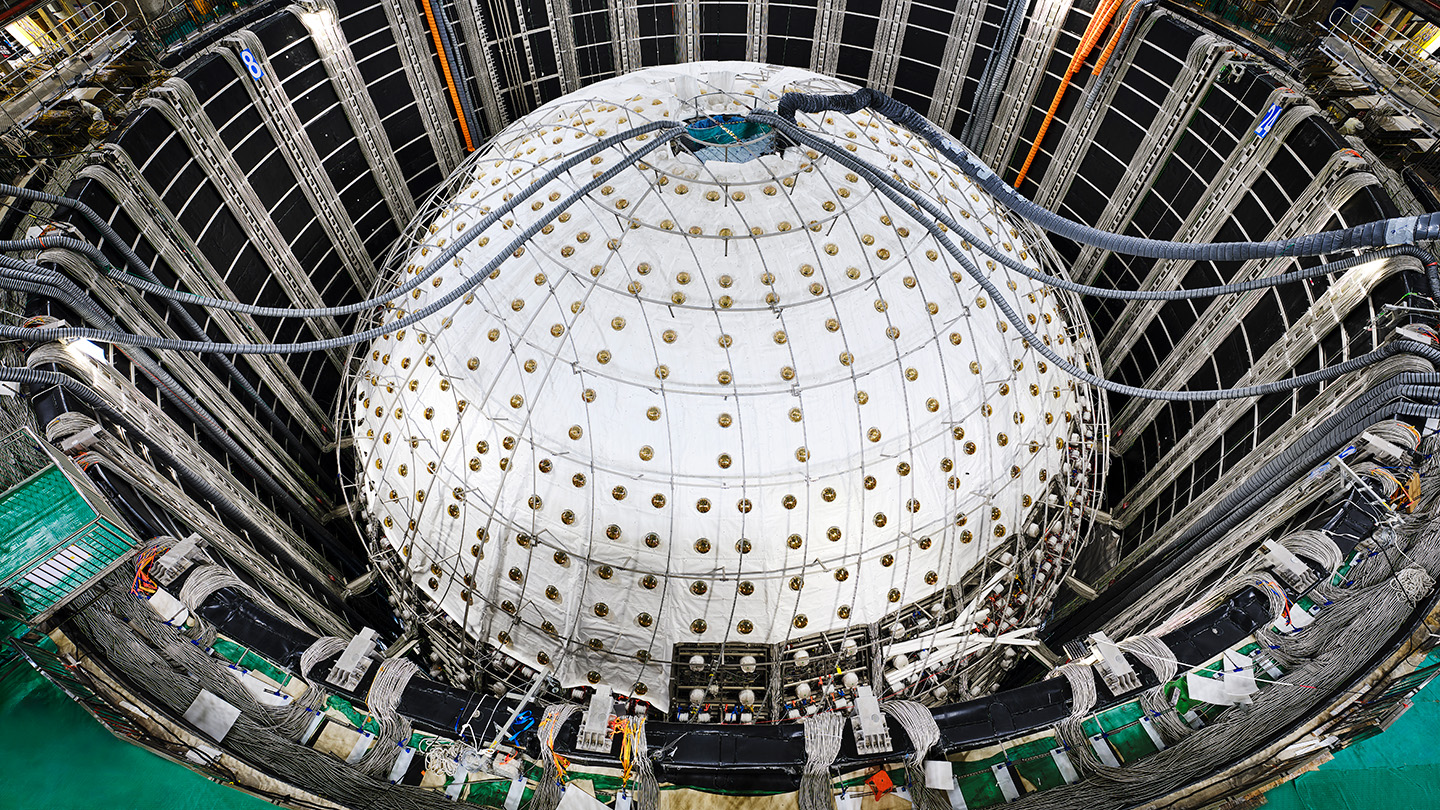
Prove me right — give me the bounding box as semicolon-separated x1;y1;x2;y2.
772;89;1440;259
0;256;349;570
1082;0;1160;113
961;0;1031;150
0;128;683;355
763;112;1440;302
0;184;306;448
754;113;1440;400
14;130;1438;405
0;123;676;319
429;0;482;146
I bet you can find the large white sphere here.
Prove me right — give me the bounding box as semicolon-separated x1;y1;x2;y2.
352;62;1095;709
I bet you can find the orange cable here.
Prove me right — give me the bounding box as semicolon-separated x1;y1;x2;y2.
1092;2;1140;76
418;0;475;152
1012;0;1125;188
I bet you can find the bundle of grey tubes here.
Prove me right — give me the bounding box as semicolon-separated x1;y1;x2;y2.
770;88;1440;258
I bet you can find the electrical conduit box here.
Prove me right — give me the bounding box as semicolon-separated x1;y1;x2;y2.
851;685;893;755
326;627;379;691
576;685;614;752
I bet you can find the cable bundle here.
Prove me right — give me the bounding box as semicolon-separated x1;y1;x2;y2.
881;700;949;810
1116;635;1177;683
1137;687;1192;744
177;563;259;610
532;704;579;810
798;711;845;810
130;537;173;598
300;636;350;683
358;658;421;779
1280;530;1343;574
617;717;659;810
1048;664;1112;776
1003;470;1440;808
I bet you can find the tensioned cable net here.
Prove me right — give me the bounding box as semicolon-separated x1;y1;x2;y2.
343;63;1106;711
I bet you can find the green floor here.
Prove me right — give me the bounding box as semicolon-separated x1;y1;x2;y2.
0;658;268;810
1261;687;1440;810
0;649;1437;809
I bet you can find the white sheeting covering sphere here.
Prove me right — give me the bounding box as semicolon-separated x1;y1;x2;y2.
353;62;1093;708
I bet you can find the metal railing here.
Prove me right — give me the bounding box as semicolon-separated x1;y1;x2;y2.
1195;0;1319;53
146;0;266;50
0;428;138;623
0;1;136;131
1326;6;1440;102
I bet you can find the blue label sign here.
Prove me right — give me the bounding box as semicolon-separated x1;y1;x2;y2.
1254;103;1282;139
239;48;264;81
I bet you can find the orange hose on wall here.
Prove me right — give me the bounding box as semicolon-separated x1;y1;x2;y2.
1011;0;1125;188
419;0;476;152
1092;2;1140;76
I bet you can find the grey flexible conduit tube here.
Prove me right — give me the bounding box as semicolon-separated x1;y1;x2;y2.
7;131;1440;401
752;111;1440;402
962;0;1030;150
429;0;483;148
0;130;684;356
1;365;367;622
0;123;676;320
771;88;1440;258
1082;0;1160;112
1046;372;1440;643
0;255;356;574
759;113;1440;302
0;183;305;448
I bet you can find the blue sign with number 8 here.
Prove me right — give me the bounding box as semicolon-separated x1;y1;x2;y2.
240;48;264;81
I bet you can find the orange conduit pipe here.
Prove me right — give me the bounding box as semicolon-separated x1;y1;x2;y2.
1012;0;1125;188
1092;0;1141;76
419;0;475;152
